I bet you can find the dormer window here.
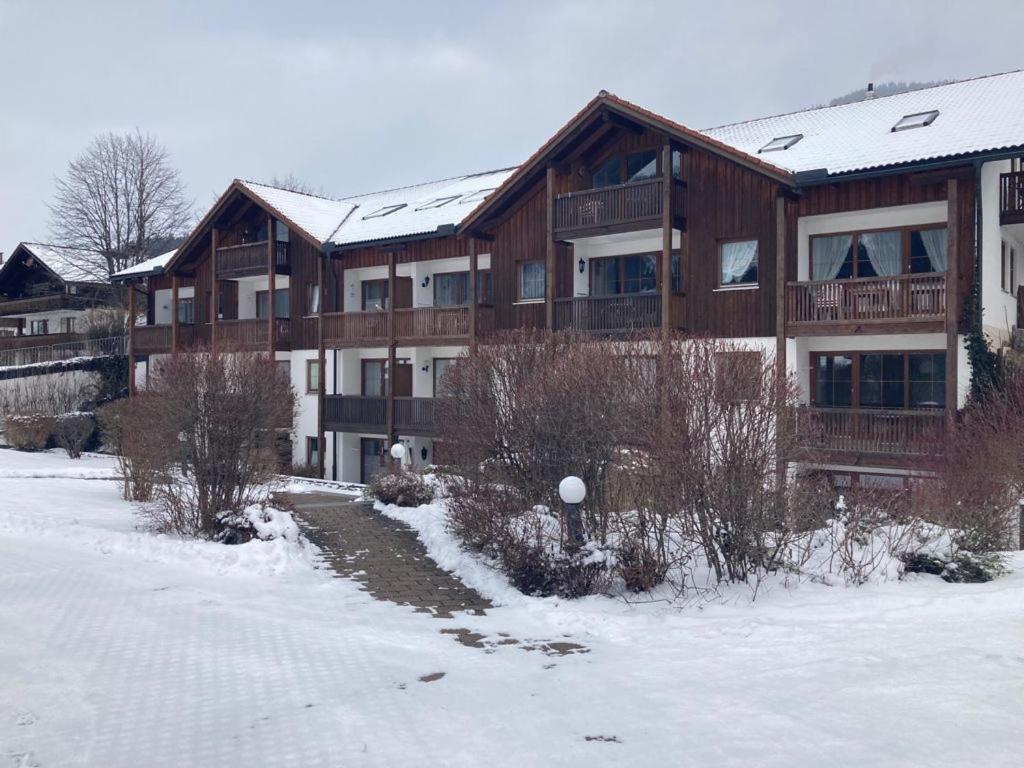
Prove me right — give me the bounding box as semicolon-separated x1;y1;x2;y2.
759;134;803;153
415;196;459;211
362;204;406;219
892;110;939;132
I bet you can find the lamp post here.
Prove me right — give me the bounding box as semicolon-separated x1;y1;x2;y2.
390;442;406;472
558;475;586;551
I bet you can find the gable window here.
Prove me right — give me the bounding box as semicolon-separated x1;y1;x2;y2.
811;226;947;281
626;150;657;182
720;239;759;287
362;204;406;219
29;319;49;335
362;280;388;311
759;134;803;153
256;288;289;319
306;283;320;315
518;261;545;301
591;149;661;188
434;272;470;307
59;317;76;334
306;359;320;394
591;155;620;188
892;111;939;132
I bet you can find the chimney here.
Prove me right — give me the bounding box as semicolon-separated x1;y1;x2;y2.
865;82;876;100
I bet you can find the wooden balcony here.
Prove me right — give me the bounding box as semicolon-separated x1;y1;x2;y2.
553;293;661;334
0;332;81;351
796;407;946;462
321;311;390;347
215;241;290;279
321;306;494;348
0;293;96;317
213;318;291;351
323;395;436;436
132;324;202;355
785;274;946;335
1000;171;1024;225
553;177;685;239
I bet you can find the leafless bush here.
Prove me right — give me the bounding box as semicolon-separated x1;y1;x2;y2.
80;307;126;339
0;373;96;417
54;413;96;458
365;469;434;507
98;397;171;502
3;414;55;451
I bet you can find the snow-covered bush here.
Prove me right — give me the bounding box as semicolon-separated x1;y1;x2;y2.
54;412;96;459
216;504;300;545
4;413;56;451
365;469;434;507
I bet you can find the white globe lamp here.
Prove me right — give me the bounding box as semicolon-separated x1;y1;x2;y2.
558;475;586;504
390;443;406;461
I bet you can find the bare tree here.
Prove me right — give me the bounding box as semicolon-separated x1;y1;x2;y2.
267;173;323;196
49;130;193;278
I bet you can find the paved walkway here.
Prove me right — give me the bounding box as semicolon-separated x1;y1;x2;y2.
282;492;491;619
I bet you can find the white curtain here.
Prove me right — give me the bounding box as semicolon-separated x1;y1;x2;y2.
860;231;902;276
919;228;948;272
812;235;851;280
721;240;758;284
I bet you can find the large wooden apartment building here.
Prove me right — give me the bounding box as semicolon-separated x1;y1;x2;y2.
115;71;1024;486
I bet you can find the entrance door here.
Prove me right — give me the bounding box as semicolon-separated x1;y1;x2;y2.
360;437;386;483
393;361;413;397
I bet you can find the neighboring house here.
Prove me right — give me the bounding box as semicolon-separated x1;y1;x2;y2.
116;70;1024;488
0;242;121;345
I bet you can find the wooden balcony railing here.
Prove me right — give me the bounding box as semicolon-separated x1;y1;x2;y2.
213;318;290;350
785;274;946;333
321;311;389;346
553;293;662;333
134;324;174;355
0;293;96;317
323;395;437;436
1000;171;1024;224
796;407;946;458
554;178;673;238
215;241;290;278
320;306;495;347
0;334;125;369
394;397;435;436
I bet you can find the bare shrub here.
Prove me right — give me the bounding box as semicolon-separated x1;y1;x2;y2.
97;397;171;502
3;414;55;451
54;413;96;458
365;469;434;507
80;307;127;339
0;373;96;417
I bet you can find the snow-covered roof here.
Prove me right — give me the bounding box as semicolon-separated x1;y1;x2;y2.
13;243;107;284
236;181;357;245
111;249;177;280
701;70;1024;177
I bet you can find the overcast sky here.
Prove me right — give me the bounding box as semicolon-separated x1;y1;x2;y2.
1;0;1023;252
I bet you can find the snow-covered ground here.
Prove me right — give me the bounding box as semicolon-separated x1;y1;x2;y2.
1;450;1022;767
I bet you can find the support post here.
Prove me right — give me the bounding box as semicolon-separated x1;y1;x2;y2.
468;238;478;353
171;274;180;352
946;178;960;420
545;165;556;331
660;139;673;335
210;228;218;352
775;194;788;382
127;281;136;396
267;215;276;357
317;251;326;480
386;250;396;447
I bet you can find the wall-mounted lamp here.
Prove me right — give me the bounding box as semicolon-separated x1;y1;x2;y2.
421;276;430;288
421;363;430;373
578;258;586;274
420;446;429;461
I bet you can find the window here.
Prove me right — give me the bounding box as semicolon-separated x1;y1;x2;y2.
29;319;49;335
720;239;759;287
362;280;388;311
1012;245;1018;295
178;297;194;325
626;150;657;182
813;355;854;408
909;352;946;408
433;357;458;397
518;261;545;301
671;252;681;293
671;150;683;181
59;317;76;334
256;288;289;319
306;359;320;394
362;360;386;397
715;351;763;403
892;110;939;132
590;254;657;296
1002;241;1009;293
759;134;803;153
460;188;497;205
811;352;945;410
434;272;470;307
362;204;406;219
306;283;320;315
415;196;459;211
477;269;494;305
592;149;661;188
306;437;319;468
811;226;947;280
859;353;905;409
591;155;620;188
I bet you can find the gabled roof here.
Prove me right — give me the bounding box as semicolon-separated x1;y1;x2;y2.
1;242;107;284
111;249;177;280
236;181;358;244
701;70;1024;177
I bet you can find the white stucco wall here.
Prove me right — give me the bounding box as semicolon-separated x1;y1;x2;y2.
342;255;491;312
570;229;680;297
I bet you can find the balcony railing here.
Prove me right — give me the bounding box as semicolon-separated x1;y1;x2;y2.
321;306;494;347
213;318;290;351
321;311;390;346
1000;171;1024;224
0;335;125;370
0;293;96;317
553;293;662;333
134;325;173;355
215;241;290;278
796;407;946;458
785;274;946;333
554;177;682;238
323;395;437;436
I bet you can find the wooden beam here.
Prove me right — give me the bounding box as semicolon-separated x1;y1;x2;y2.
602;110;644;135
945;178;960;417
546;166;556;330
267;215;276;357
210;228;218;352
660;140;672;335
775;195;787;381
127;281;136;396
386;250;396;447
317;251;326;480
171;274;180;352
468;238;478;353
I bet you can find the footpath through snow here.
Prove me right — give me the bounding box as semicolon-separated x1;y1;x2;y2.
0;450;1022;767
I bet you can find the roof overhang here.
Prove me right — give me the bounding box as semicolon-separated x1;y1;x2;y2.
326;225;457;255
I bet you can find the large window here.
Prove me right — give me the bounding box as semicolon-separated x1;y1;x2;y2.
518;261;545;301
811;351;945;410
59;317;76;334
361;280;388;311
255;288;289;319
591;149;661;188
720;239;759;287
433;357;458;397
434;271;470;307
811;226;947;281
29;319;49;335
361;360;386;397
591;254;656;295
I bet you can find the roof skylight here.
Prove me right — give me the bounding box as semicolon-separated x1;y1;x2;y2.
415;196;459;211
460;187;497;204
759;134;803;153
362;203;406;219
892;110;939;132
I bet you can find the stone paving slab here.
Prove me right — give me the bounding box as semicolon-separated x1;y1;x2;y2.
282;492;491;619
